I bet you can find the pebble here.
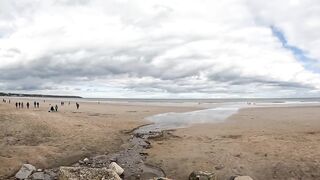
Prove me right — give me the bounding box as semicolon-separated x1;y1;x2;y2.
109;162;124;175
15;164;36;180
83;158;90;163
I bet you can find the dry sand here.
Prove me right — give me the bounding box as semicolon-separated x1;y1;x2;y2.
0;98;197;179
146;106;320;180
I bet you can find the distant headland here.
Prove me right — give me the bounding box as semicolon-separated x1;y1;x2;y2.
0;92;82;98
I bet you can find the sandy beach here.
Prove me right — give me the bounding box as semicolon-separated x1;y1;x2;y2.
2;0;320;179
0;98;197;179
1;98;320;179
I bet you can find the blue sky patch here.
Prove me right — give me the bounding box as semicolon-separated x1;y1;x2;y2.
271;26;319;73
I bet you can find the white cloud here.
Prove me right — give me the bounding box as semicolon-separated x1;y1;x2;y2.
247;0;320;61
0;0;319;98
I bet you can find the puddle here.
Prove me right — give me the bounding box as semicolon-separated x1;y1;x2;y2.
138;106;241;133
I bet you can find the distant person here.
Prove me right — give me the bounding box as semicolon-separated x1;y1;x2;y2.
15;102;18;108
26;102;30;109
18;102;21;108
76;102;79;109
34;101;36;108
37;102;39;108
21;102;24;109
9;100;10;104
55;105;58;112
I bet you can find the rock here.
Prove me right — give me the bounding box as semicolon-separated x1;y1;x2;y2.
84;158;90;163
189;171;216;180
44;169;57;180
108;162;124;175
58;167;121;180
43;174;52;180
233;176;254;180
32;172;45;180
15;164;36;179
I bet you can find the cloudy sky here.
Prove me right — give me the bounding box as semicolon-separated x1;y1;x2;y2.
0;0;320;98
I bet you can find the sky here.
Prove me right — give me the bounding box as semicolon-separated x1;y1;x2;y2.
0;0;320;98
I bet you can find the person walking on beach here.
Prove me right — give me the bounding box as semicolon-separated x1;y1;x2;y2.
26;102;30;109
21;102;24;109
18;102;21;108
37;102;39;108
55;105;58;112
34;101;36;108
76;102;79;110
15;102;18;108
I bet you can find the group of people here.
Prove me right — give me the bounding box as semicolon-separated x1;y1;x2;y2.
15;101;40;109
2;99;80;111
48;102;80;112
2;99;10;103
49;104;59;112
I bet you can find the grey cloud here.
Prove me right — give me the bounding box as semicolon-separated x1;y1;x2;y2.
0;44;316;95
208;69;314;90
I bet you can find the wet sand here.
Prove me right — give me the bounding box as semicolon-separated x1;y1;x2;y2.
0;98;197;179
146;106;320;179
